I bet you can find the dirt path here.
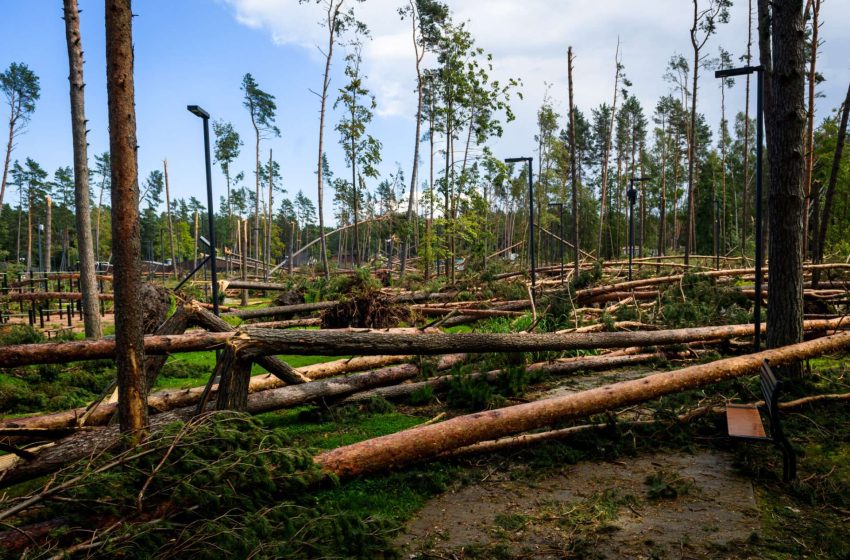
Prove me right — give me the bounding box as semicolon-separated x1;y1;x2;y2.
397;450;760;559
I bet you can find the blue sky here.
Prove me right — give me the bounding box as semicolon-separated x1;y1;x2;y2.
2;0;849;223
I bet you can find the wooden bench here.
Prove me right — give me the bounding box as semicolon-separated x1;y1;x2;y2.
726;359;797;482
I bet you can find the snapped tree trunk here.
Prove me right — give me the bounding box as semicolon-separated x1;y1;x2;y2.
163;159;177;279
105;0;147;436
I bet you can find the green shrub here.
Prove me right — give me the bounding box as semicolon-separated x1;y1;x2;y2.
409;385;436;406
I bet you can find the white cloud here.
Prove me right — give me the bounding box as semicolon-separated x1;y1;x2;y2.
223;0;850;151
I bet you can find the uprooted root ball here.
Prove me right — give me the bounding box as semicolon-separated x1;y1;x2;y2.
321;291;411;328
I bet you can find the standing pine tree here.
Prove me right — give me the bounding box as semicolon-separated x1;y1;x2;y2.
0;63;40;211
241;73;279;265
335;41;381;268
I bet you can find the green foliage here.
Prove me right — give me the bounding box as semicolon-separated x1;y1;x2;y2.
20;413;405;559
446;374;498;411
409;384;436;406
644;469;696;500
572;261;602;290
660;273;750;327
0;324;44;345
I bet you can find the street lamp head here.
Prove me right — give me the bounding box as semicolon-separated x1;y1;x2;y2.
504;157;531;164
187;105;210;119
714;65;762;79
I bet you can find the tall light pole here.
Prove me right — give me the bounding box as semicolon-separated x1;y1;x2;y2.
627;177;651;281
716;65;763;350
187;105;219;316
505;157;535;289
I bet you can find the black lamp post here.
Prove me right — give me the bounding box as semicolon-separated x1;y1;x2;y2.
549;202;565;283
505;157;535;289
187;104;219;316
715;65;763;350
627;177;651;281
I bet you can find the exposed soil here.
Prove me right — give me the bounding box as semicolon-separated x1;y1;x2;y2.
397;450;760;559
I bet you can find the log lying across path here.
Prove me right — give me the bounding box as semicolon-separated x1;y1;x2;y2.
314;330;850;478
2;318;848;368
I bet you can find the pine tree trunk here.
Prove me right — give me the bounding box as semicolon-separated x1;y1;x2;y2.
759;0;806;377
163;159;177;279
568;47;580;277
106;0;147;436
802;0;821;260
44;197;52;272
742;0;753;258
26;192;32;273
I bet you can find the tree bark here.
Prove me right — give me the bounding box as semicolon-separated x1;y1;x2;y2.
227;301;337;320
568;47;580;277
106;0;146;436
189;302;309;384
802;0;821;259
235;318;850;359
813;82;850;285
0;355;413;434
163;159;177;279
314;330;850;478
44;197;52;273
759;0;807;377
400;1;424;279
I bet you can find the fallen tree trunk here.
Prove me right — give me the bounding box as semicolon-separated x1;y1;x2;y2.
8;273;113;288
340;352;662;404
314;330;850;478
1;356;416;434
221;279;290;291
247;318;322;329
446;391;850;458
236;318;850;358
572;263;850;302
0;331;233;368
2;318;848;369
227;301;338;320
188;303;309;385
1;292;113;302
0;356;465;488
413;307;524;318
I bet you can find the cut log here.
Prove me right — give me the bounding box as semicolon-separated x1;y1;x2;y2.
314;330;850;478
